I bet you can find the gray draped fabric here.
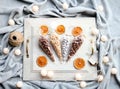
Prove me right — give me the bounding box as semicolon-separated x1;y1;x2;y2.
0;0;120;89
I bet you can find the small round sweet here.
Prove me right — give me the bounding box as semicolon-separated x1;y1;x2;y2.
32;5;39;12
9;31;24;47
73;58;85;70
40;25;49;35
103;56;109;63
97;5;104;12
80;81;87;88
8;19;15;26
75;73;82;80
101;35;108;42
72;27;83;37
3;48;9;54
14;49;21;56
16;81;23;88
40;69;47;77
97;75;104;82
111;68;117;75
47;71;54;78
36;56;48;67
56;25;65;35
62;3;69;10
91;28;99;36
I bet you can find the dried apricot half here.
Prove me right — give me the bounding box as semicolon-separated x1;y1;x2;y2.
56;25;65;35
40;25;49;35
36;56;48;67
72;27;83;36
73;58;85;69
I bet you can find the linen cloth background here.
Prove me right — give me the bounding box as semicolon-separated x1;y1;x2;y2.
0;0;120;89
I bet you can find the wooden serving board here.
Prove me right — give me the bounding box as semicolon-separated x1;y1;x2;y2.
23;18;98;81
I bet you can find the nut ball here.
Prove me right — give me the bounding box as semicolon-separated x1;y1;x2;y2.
9;31;24;46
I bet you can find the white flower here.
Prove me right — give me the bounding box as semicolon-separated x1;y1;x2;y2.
47;71;54;78
97;75;104;82
111;68;117;75
40;69;47;77
16;81;23;88
32;5;39;12
62;3;69;10
101;35;108;42
103;56;109;63
80;81;87;88
14;49;21;56
3;48;9;54
8;19;15;26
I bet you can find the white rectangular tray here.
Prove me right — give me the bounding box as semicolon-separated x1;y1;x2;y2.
23;18;98;81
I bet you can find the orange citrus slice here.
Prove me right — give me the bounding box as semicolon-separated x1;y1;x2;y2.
36;56;48;67
72;27;83;36
40;25;49;35
56;25;65;35
73;58;85;69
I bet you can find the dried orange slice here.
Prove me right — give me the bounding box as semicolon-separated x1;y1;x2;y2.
72;27;83;36
56;25;65;35
36;56;48;67
73;58;85;69
40;25;49;35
